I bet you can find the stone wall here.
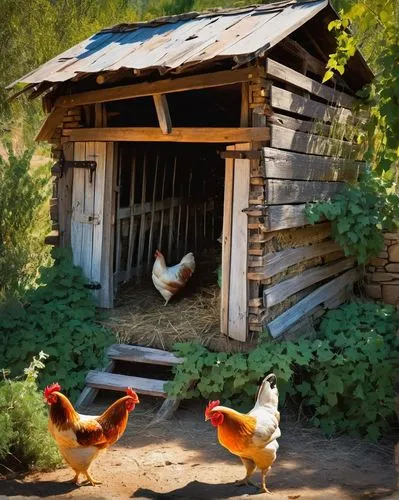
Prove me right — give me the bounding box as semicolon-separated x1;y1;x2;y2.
365;232;399;305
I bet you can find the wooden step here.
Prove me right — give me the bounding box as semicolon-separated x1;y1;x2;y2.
85;370;167;398
107;344;183;366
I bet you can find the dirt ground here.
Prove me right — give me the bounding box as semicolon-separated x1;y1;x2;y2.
1;396;397;500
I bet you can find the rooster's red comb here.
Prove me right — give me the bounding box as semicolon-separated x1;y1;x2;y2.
44;382;61;400
126;387;140;403
205;400;220;418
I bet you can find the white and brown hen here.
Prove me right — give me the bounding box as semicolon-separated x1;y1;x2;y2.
152;250;195;305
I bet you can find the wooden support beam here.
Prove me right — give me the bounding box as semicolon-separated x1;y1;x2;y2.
36;106;65;141
153;94;172;134
66;127;270;144
55;67;259;108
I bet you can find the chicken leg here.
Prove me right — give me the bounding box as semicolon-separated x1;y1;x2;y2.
80;470;102;486
235;458;257;488
261;467;272;494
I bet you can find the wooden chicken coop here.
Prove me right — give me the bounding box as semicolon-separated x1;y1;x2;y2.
9;0;372;342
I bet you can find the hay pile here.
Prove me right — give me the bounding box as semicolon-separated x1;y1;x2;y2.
103;281;222;350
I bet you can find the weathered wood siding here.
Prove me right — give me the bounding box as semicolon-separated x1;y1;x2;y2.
247;57;364;338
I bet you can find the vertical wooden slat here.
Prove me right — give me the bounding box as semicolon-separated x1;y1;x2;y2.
71;142;86;267
184;170;192;255
112;144;119;294
59;141;74;247
228;143;250;341
167;157;177;257
91;142;107;302
126;152;137;280
147;154;159;273
114;149;122;283
240;82;250;127
136;154;147;281
80;142;95;279
158;163;166;250
176;183;183;259
99;142;115;308
220;145;235;335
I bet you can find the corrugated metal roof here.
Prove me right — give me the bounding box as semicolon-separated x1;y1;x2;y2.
9;0;328;88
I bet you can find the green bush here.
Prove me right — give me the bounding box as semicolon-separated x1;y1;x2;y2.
166;301;399;440
0;248;115;401
305;170;399;264
0;146;51;299
0;352;62;472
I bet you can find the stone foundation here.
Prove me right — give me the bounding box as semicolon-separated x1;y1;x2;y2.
365;232;399;305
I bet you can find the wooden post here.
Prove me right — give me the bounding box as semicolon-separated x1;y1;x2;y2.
227;143;250;341
220;145;235;335
126;152;137;281
153;94;172;134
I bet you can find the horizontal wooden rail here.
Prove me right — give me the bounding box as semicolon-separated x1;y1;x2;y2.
55;67;260;108
66;127;270;143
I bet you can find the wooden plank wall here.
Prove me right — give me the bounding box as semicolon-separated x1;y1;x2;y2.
247;57;365;338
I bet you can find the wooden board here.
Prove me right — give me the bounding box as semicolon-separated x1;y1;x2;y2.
85;370;167;398
268;112;332;137
267;268;359;338
107;344;183;366
66;127;270;144
55;67;259;108
153;94;172;134
265;58;355;109
264;204;309;231
70;142;86;267
58;142;74;247
263;257;355;307
220;146;235;335
228;143;250;341
99;142;115;308
248;239;339;277
270;86;352;124
75;360;115;409
271;124;359;158
265;178;344;204
263;147;363;182
36;106;65;141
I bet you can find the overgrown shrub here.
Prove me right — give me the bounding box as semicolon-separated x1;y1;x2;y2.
0;352;62;472
167;301;399;440
0;146;51;299
305;170;399;264
0;248;115;401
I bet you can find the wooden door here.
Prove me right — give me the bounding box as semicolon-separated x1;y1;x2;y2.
71;141;115;308
220;143;250;341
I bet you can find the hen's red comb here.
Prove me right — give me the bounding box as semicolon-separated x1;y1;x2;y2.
44;383;61;400
205;400;220;418
126;387;140;403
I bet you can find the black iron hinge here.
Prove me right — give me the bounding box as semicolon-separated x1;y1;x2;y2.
51;154;97;182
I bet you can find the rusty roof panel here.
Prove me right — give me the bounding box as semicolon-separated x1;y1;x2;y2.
8;0;328;88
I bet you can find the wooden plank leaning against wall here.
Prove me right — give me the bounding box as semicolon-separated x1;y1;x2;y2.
246;56;365;338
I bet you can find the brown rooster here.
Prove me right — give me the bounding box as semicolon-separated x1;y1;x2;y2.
152;249;195;305
205;374;280;493
44;383;139;486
